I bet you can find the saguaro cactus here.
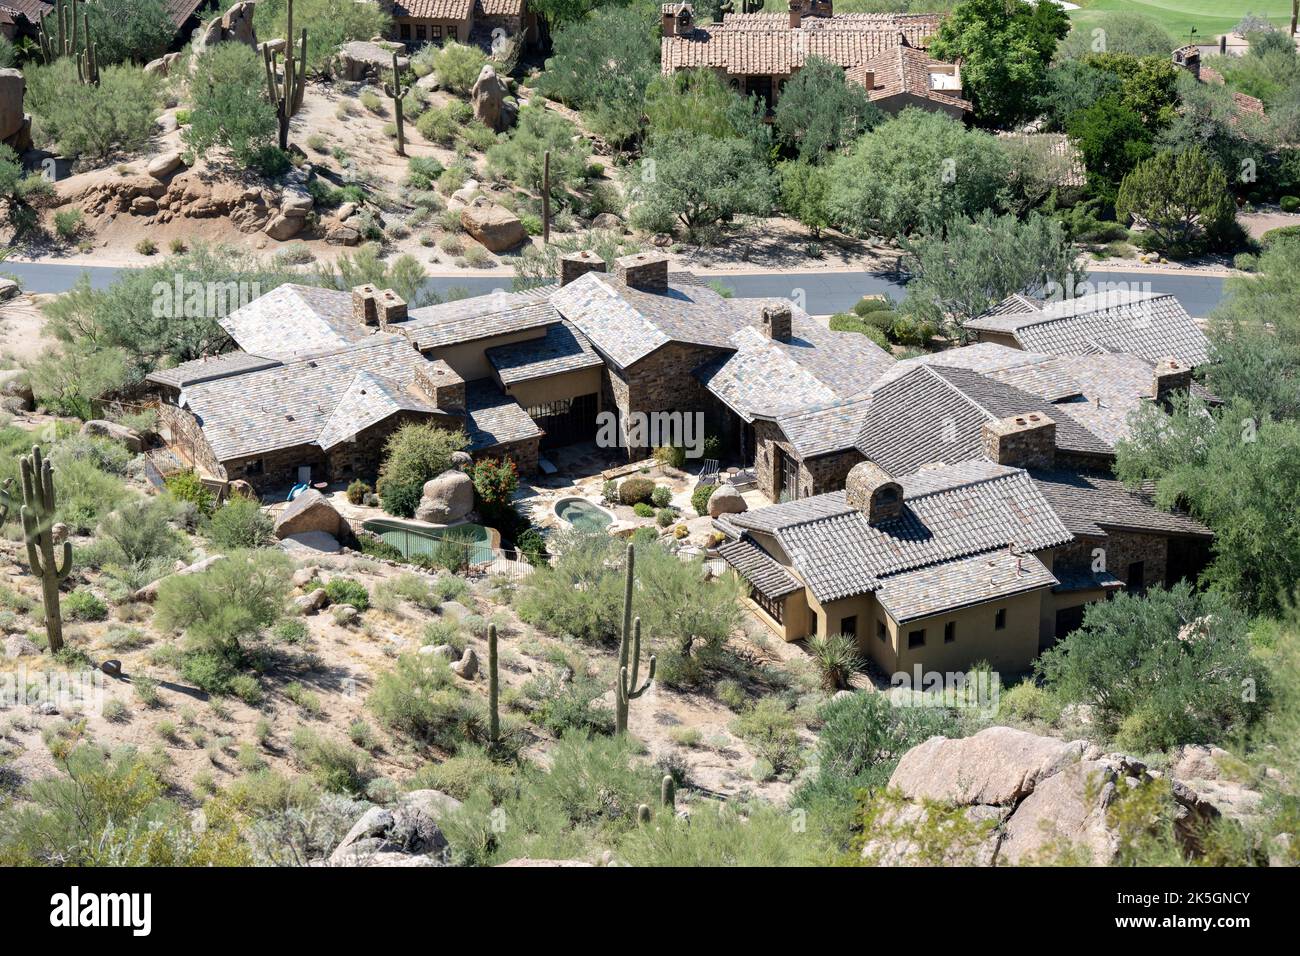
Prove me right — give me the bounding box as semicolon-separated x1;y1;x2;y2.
614;544;655;735
19;447;72;654
264;0;307;152
383;50;408;157
487;622;500;749
37;0;98;85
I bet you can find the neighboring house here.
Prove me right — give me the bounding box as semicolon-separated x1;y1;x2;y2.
1172;44;1266;124
966;289;1211;368
167;0;221;39
997;131;1087;192
659;1;952;113
386;0;533;49
846;44;970;118
0;0;51;41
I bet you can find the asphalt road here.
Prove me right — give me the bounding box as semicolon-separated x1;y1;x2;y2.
3;261;1231;318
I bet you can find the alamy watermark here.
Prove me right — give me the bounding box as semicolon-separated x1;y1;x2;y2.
596;410;706;459
889;664;1001;718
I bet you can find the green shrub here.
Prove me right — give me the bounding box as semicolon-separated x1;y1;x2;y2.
406;155;444;190
532;676;615;739
369;653;480;750
618;477;655;505
828;312;891;349
164;470;216;517
656;508;674;528
205;496;273;549
715;678;747;711
324;577;369;611
408;746;514;801
432;41;487;93
731;698;804;779
290;727;369;794
346;479;371;505
271;618;310;644
806;633;863;691
633;502;655;518
54;208;84;240
998;680;1063;724
155;550;291;646
853;296;892;315
650;486;672;508
692;483;716;517
64;588;108;622
377;422;468;517
416;105;459;146
1281;195;1300;213
1233;252;1259;272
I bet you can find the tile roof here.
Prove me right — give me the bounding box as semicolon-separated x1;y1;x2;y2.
477;0;525;15
732;460;1072;602
181;337;439;462
318;371;437;452
853;364;1112;477
164;0;213;28
768;395;876;459
848;44;971;112
464;379;544;451
391;0;473;18
996;132;1087;188
696;305;895;425
219;284;397;362
0;0;50;22
875;549;1057;623
146;352;283;389
1028;469;1212;539
660;16;941;76
550;271;746;369
486;321;603;385
968;290;1210;366
401;288;558;350
718;537;803;600
874;342;1083;402
1051;566;1125;594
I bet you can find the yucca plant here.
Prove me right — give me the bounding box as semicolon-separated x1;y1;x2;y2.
807;633;863;691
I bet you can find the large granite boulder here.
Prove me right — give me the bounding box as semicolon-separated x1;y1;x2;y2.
0;369;32;411
328;789;460;867
80;419;144;452
414;469;475;524
706;484;747;518
133;554;226;603
195;1;258;54
460;198;526;253
469;64;516;132
0;68;25;143
335;41;410;82
274;489;343;540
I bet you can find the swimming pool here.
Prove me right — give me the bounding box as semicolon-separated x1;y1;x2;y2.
553;496;614;533
361;518;496;564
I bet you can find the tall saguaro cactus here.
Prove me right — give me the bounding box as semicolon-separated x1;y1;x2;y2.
383;50;408;157
614;544;655;735
19;447;72;654
264;0;307;152
487;622;500;749
37;0;98;86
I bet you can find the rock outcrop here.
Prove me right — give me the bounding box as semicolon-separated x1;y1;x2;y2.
706;484;747;518
461;198;526;253
860;727;1269;867
469;64;517;132
0;68;33;154
133;554;225;603
328;790;461;867
335;41;410;82
274;489;343;540
414;469;475;524
194;1;258;54
80;419;144;452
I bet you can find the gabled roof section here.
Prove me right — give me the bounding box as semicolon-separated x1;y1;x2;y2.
1029;469;1213;539
968;290;1209;366
218;284;396;362
733;461;1072;603
464;379;544;451
719;537;803;600
550;271;745;369
318;371;437;451
853;364;1111;477
486;321;603;385
875;549;1056;623
402;287;557;350
391;0;473;18
848;44;971;112
766;395;876;459
146;351;282;390
181;337;438;462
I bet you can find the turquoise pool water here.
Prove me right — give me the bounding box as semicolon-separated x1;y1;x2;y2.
554;497;613;533
361;518;494;564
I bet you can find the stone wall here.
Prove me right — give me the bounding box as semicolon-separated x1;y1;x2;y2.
605;343;728;459
752;419;862;502
1053;530;1170;593
477;436;539;476
157;402;226;479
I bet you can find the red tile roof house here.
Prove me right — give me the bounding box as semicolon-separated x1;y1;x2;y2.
659;1;967;116
384;0;535;50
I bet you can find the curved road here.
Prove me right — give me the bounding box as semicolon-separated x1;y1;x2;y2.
3;261;1230;318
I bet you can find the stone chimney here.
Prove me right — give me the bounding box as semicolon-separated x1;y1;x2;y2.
412;360;465;413
859;69;875;91
981;412;1056;470
1152;357;1192;410
809;0;833;17
661;3;694;37
846;461;904;526
761;303;793;343
352;284;380;326
788;0;801;29
377;289;407;326
613;251;670;293
560;249;608;286
1173;45;1201;81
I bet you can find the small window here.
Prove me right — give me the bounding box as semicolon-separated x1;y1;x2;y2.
840;616;857;640
908;629;925;649
1127;561;1146;592
994;608;1007;630
447;26;457;41
244;459;264;477
415;24;427;41
399;23;411;40
876;619;887;643
944;621;956;643
432;24;442;38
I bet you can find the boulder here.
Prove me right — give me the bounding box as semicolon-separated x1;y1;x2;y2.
133;554;225;602
274;489;343;540
294;587;329;614
450;647;479;680
131;196;158;216
292;567;319;589
460;199;525;253
336;201;358;221
998;759;1121;865
335;41;410;82
414;469;475;524
329;789;454;866
450;450;473;471
80;419;145;451
195;0;258;54
4;635;41;660
326;223;361;246
706;484;747;518
147;152;183;179
419;643;458;661
0;368;32;409
227;478;257;499
450;180;481;206
0;279;19;304
469;64;513;132
592;213;623;231
0;68;25;145
263;212;304;241
333;604;360;626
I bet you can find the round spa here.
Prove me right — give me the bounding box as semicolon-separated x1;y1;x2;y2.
553;496;614;533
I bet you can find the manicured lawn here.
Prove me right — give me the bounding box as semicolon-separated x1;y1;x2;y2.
1069;1;1294;46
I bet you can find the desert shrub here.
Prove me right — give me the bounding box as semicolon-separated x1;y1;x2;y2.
438;234;465;256
806;633;863;691
731;698;803;780
64;588;108;622
271;618;310;644
691;483;716;517
205;496;273;549
633;502;655;518
715;678;747;711
155;550;291;650
416;105;459;146
346;479;371;505
618;477;654;505
369;653;480;749
406;156;444;190
828;312;891;349
655;508;674;528
1280;195;1300;213
24;60;160;160
531;675;614;739
89;497;189;573
377;422;468;517
290;728;369;794
650;486;672;508
431;41;486;93
422;617;464;653
408;746;514;802
433;573;468;603
324;577;369;611
998;680;1063;724
653;445;686;469
53;208;84;240
164;470;216;516
50;457;131;533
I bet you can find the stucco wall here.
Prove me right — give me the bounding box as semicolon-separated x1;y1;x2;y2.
426;326;549;381
501;366;603;411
